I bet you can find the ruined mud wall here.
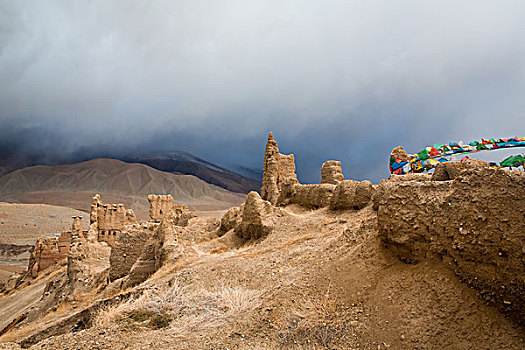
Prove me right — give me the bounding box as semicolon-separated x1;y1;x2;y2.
148;194;193;223
321;161;344;185
27;216;83;276
237;192;275;240
330;180;374;210
375;164;525;323
148;194;172;222
261;132;299;205
289;184;336;208
90;194;137;246
260;133;374;210
108;225;152;281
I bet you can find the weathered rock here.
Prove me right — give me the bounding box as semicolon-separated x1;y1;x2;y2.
261;132;299;205
321;161;344;185
376;166;525;324
237;192;275;240
329;180;374;210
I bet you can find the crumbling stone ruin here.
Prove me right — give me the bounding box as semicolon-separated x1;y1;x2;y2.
27;216;85;277
261;132;299;205
374;159;525;324
90;195;137;246
321;160;344;185
148;194;193;223
330;180;374;210
259;132;374;210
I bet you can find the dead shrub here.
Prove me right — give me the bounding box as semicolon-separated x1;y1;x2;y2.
96;281;262;336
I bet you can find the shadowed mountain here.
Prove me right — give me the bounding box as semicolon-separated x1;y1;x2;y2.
123;151;260;193
0;158;245;220
0;149;261;194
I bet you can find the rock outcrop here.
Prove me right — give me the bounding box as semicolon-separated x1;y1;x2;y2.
321;161;344;185
237;192;275;240
375;165;525;323
261;132;299;205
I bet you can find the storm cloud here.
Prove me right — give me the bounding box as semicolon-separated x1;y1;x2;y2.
1;0;524;183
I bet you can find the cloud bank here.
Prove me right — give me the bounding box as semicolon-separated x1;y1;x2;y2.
1;0;524;182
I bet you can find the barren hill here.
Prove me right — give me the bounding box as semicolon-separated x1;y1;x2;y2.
124;151;260;193
0;159;245;220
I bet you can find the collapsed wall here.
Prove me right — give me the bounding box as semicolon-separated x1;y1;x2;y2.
374;162;525;324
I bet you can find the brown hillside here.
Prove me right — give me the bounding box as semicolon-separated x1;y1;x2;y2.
0;159;245;220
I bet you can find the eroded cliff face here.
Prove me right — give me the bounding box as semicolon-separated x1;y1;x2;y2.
374;162;525;323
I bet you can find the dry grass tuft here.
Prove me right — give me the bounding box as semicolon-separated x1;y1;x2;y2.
95;281;262;337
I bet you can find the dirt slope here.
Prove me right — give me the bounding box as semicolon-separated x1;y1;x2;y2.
4;205;523;349
0;159;245;220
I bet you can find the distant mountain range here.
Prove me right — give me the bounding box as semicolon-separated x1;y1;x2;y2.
0;150;261;194
123;151;260;193
0;158;246;220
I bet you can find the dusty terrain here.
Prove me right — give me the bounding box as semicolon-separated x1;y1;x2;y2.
2;205;523;349
0;134;523;349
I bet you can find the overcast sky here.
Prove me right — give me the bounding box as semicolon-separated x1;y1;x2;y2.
1;0;524;183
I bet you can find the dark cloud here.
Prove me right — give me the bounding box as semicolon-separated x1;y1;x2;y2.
1;1;524;183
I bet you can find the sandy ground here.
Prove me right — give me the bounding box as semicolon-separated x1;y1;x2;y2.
0;202;89;245
2;204;523;349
